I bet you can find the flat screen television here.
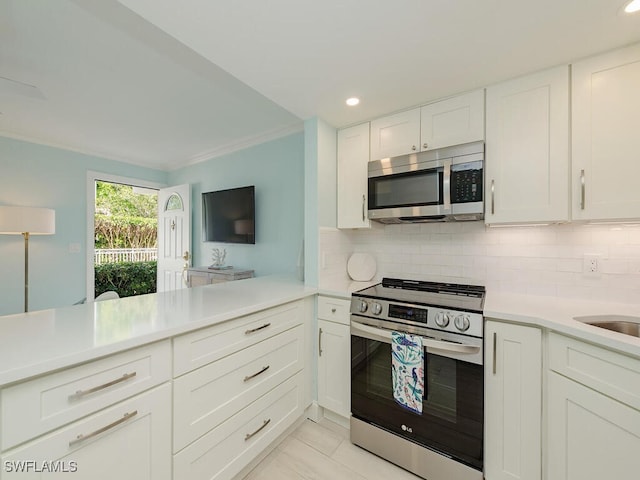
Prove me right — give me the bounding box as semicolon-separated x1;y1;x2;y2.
202;185;255;244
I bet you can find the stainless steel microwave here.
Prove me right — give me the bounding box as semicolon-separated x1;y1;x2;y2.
367;141;484;223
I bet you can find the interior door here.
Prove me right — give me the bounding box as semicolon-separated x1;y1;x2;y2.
157;184;191;293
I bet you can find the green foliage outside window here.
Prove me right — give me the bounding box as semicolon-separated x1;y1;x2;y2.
95;261;157;298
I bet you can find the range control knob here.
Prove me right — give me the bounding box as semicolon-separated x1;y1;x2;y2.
358;300;368;313
371;302;383;315
434;311;450;328
454;314;471;332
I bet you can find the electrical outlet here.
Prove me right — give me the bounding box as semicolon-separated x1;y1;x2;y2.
583;254;601;275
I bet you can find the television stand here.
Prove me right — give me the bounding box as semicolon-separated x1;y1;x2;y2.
186;266;254;287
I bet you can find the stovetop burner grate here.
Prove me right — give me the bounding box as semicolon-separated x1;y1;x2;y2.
381;278;486;298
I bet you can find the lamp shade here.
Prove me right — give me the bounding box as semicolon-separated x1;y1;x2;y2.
0;206;55;235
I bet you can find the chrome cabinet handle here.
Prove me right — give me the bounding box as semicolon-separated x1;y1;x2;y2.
245;418;271;441
68;372;137;401
362;194;366;222
491;180;495;215
318;328;323;357
243;365;270;382
492;332;497;375
411;145;417;151
69;410;138;447
423;143;428;149
331;308;336;313
580;169;586;210
245;323;271;335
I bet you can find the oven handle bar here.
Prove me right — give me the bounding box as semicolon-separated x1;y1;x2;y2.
351;321;481;355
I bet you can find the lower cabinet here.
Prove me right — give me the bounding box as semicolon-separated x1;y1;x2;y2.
546;372;640;480
1;383;171;480
316;295;351;420
317;319;350;418
484;320;542;480
173;372;305;480
172;299;310;480
546;332;640;480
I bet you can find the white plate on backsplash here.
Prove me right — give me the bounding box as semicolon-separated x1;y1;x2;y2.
347;253;377;281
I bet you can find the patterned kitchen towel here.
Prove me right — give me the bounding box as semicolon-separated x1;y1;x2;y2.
391;331;424;414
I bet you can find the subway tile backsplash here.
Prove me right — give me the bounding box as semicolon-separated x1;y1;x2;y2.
320;222;640;304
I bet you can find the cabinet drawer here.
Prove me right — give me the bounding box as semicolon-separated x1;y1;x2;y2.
173;300;304;376
173;325;304;452
548;333;640;410
1;340;171;450
317;296;350;325
1;383;171;480
174;371;304;480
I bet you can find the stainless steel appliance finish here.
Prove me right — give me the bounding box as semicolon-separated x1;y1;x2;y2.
368;141;484;223
350;278;486;480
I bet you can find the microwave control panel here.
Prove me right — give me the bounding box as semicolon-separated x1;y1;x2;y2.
451;161;483;203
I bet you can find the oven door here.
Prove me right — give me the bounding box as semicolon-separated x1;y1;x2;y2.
350;319;484;471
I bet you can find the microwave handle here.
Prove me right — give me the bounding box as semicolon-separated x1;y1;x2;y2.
442;158;452;212
351;320;480;355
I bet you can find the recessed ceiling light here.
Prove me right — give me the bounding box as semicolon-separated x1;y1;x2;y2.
346;97;360;106
624;0;640;13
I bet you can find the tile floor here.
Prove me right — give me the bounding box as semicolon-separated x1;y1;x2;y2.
242;418;422;480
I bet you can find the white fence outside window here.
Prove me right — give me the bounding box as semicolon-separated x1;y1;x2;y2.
94;248;157;264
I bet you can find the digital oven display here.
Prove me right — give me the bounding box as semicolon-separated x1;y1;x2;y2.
388;304;428;324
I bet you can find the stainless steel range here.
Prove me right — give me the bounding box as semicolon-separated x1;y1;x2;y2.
350;278;485;480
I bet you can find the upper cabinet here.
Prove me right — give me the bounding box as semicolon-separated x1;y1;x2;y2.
420;89;485;151
572;43;640;222
370;108;420;160
485;65;570;224
337;123;370;229
370;90;485;161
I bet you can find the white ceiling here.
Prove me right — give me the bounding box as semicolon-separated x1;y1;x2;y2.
2;0;640;171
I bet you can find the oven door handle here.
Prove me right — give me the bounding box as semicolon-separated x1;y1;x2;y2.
351;321;481;355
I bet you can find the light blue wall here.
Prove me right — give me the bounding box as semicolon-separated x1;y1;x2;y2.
168;132;305;277
0;136;168;316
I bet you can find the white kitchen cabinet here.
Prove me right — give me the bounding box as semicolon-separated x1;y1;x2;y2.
317;296;351;419
172;299;309;480
546;332;640;480
484;320;541;480
572;43;640;221
370;108;420;160
485;65;570;224
337;123;370;229
420;89;485;151
546;372;640;480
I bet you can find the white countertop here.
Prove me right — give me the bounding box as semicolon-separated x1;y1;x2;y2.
485;292;640;359
0;275;316;386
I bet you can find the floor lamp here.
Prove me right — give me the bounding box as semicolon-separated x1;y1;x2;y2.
0;206;56;312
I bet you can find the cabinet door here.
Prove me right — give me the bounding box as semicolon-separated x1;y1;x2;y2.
485;66;569;224
420;89;485;151
370;108;420;160
484;321;541;480
1;384;171;480
337;123;370;229
572;43;640;221
547;372;640;480
317;320;350;418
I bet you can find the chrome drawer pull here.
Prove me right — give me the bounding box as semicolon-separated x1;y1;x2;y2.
245;418;271;441
69;410;138;447
68;372;137;401
319;328;323;357
580;169;586;210
245;323;271;335
492;332;497;375
244;365;270;382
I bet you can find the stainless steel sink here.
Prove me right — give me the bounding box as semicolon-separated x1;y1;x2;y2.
574;315;640;338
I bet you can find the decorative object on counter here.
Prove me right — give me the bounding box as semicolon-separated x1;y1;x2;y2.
0;206;55;312
347;253;376;281
210;248;229;269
